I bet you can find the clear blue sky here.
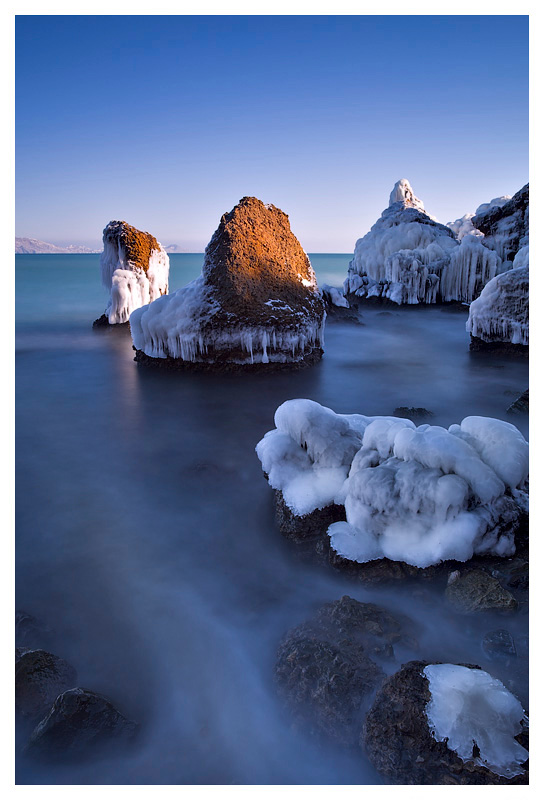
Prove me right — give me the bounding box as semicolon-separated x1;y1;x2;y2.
16;15;528;251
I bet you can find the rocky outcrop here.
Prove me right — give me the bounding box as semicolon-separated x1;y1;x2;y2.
130;197;325;369
344;180;499;305
445;569;518;614
16;649;77;719
275;596;414;744
362;661;528;784
472;184;529;267
94;220;169;326
467;266;528;354
25;688;138;760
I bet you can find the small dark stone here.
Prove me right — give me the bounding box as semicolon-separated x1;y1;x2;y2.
16;649;77;720
25;688;138;761
482;629;516;662
507;389;529;415
394;407;434;420
445;569;518;614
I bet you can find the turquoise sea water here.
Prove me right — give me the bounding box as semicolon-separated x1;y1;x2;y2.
16;254;528;785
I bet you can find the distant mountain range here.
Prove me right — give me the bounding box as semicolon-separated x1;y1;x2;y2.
16;237;101;254
16;237;185;254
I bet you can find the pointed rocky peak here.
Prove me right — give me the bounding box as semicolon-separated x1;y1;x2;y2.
102;220;161;273
388;179;425;212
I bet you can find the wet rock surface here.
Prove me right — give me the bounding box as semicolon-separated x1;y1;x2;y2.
469;336;528;357
393;407;434;421
275;596;415;744
16;649;77;719
362;660;528;785
445;569;518;614
25;688;138;761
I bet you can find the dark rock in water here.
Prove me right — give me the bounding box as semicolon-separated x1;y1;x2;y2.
276;596;415;744
92;313;110;329
274;490;345;544
131;197;325;369
363;660;528;784
482;629;516;662
16;649;77;719
445;569;518;614
469;336;528;357
15;610;52;649
472;184;529;265
394;407;434;421
507;389;529;414
25;688;138;761
321;285;362;323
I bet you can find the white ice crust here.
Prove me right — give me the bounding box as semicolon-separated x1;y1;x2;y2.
101;233;169;324
466;265;529;346
344;181;499;305
130;275;325;364
256;400;528;567
423;664;528;778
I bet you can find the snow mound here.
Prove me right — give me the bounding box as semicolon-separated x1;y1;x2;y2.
257;400;528;567
344;181;498;305
466;265;528;346
423;664;528;778
100;221;169;325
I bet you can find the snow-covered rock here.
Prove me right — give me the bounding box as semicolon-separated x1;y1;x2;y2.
130;197;325;368
467;265;528;350
471;184;529;269
447;196;511;242
96;221;169;326
256;400;528;569
363;660;528;784
424;664;528;778
344;180;499;305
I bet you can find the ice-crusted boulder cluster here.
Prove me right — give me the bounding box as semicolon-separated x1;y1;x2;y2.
467;263;529;350
256;399;528;569
363;660;528;784
130;197;325;368
96;221;169;325
344;180;500;305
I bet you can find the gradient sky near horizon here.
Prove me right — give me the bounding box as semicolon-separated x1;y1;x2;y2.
16;15;528;251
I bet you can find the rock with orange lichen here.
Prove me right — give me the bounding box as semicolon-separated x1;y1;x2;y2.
130;197;325;369
94;220;169;326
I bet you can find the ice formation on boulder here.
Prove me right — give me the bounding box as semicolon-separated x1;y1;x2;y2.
423;664;528;778
471;184;529;268
344;180;499;305
321;284;349;308
130;197;325;367
447;196;511;242
256;400;528;568
466;266;528;347
99;221;169;325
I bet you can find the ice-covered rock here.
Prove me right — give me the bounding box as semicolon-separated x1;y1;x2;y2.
256;400;528;569
471;184;529;268
362;660;528;784
344;180;499;304
95;220;169;326
467;265;528;351
130;197;325;368
447;196;511;242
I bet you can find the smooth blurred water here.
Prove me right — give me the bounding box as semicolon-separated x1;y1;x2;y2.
16;254;528;785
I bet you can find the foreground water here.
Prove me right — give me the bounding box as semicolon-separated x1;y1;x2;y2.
16;255;528;784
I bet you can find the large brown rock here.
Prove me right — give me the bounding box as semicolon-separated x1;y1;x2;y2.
362;660;528;785
445;569;518;614
130;197;325;368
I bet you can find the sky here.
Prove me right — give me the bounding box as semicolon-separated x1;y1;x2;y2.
16;15;529;251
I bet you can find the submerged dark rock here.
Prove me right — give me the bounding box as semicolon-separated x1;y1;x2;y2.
445;569;518;614
275;596;415;744
363;660;528;785
394;406;434;421
15;610;52;650
131;197;325;369
507;389;529;414
482;629;517;662
16;649;77;720
25;688;138;760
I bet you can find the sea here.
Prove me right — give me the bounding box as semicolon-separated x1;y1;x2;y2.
15;253;529;784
